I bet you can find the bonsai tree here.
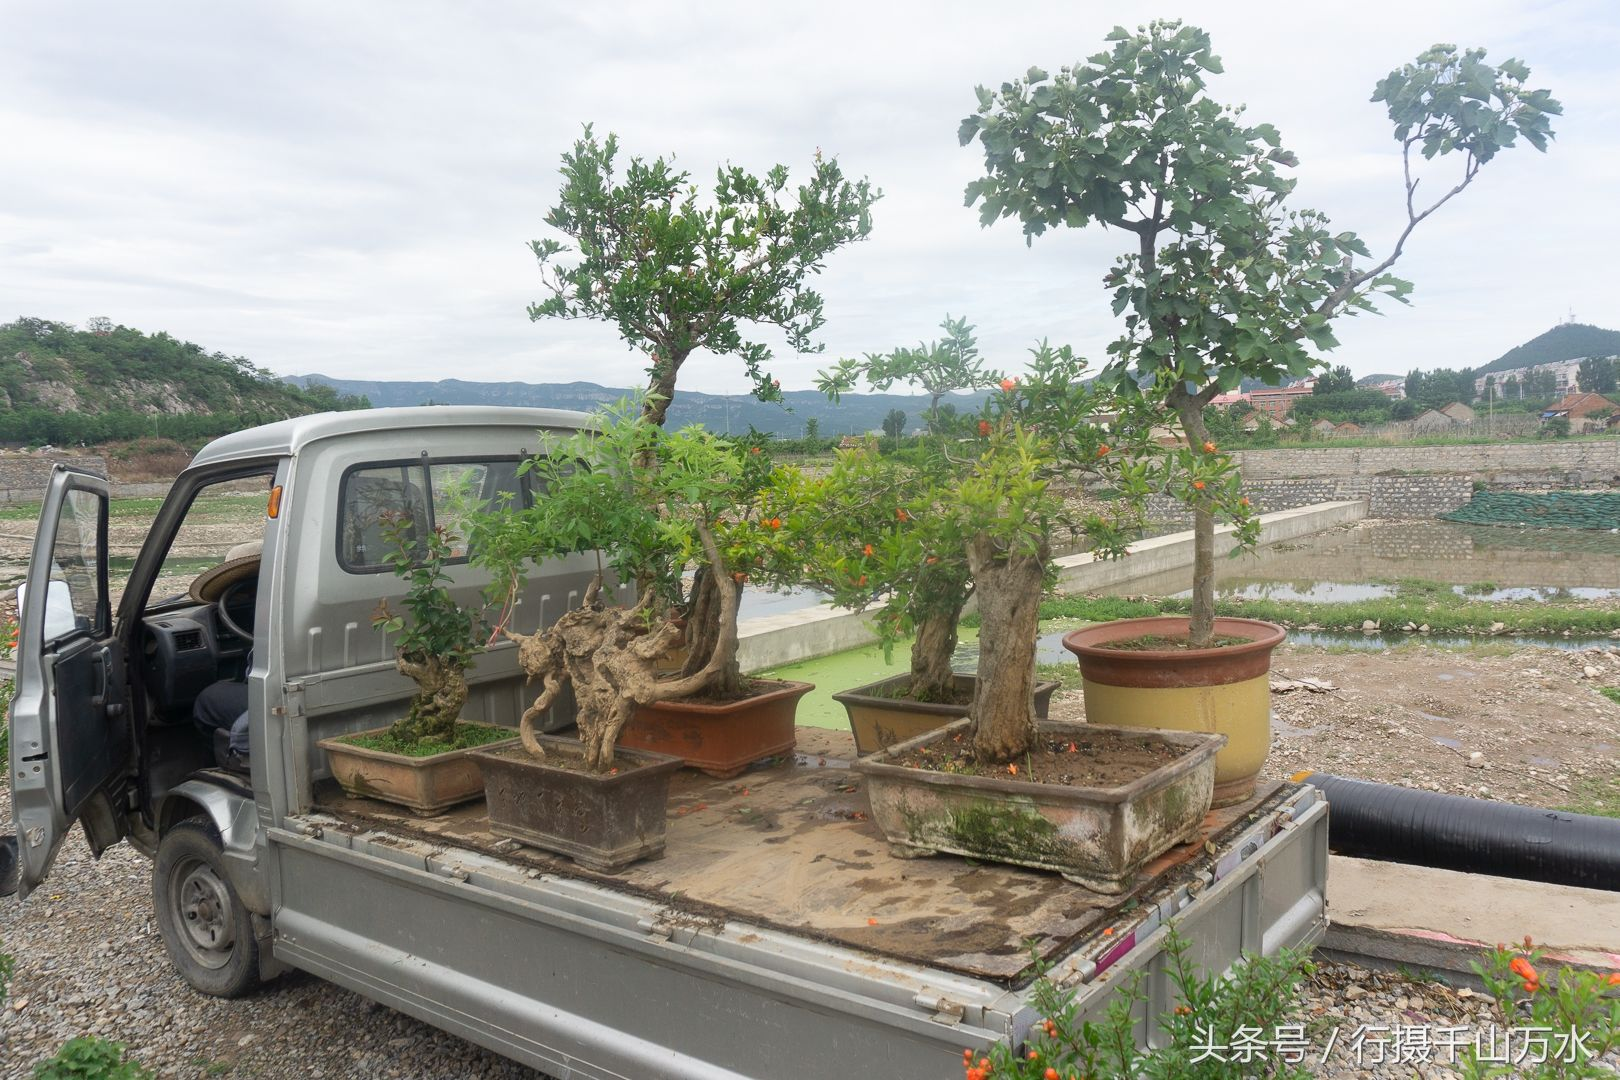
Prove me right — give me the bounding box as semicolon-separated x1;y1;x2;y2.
528;125;879;687
369;514;486;745
767;342;1154;762
471;401;771;770
530;125;879;426
961;23;1560;646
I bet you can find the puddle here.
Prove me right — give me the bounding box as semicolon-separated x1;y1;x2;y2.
1288;630;1614;652
1450;584;1620;601
1528;756;1561;767
1272;718;1321;739
1431;735;1463;751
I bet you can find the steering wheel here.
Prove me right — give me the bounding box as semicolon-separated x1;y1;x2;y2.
215;577;256;641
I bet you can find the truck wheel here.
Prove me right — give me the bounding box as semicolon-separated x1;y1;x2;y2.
153;820;261;997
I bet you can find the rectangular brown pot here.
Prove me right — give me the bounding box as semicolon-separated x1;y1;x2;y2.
618;679;811;778
852;719;1225;894
318;726;519;816
833;673;1062;756
472;737;683;872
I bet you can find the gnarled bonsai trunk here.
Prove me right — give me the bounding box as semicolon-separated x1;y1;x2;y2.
909;608;961;703
679;566;745;698
388;651;469;744
506;525;741;772
965;533;1047;764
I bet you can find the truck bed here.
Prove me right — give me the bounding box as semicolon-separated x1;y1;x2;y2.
312;726;1292;986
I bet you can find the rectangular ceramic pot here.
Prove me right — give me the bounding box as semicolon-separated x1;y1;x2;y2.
833;673;1062;757
852;719;1225;894
317;726;520;816
472;737;684;872
618;679;811;778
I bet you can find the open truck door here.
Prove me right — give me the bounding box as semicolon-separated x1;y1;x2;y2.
3;467;131;899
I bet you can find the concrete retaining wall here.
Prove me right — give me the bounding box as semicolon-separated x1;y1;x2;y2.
1146;476;1469;524
737;500;1368;671
0;454;107;505
1233;441;1620;487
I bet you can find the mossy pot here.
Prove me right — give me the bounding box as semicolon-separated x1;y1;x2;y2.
833;673;1062;757
851;718;1224;894
318;724;519;816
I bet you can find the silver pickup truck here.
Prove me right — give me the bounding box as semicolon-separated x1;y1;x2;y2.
4;406;1328;1078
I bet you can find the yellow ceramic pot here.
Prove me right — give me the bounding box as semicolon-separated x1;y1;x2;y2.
1062;617;1286;808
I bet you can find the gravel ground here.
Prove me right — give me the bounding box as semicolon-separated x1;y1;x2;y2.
0;789;546;1080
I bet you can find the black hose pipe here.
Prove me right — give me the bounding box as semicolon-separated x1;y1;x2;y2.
1297;772;1620;892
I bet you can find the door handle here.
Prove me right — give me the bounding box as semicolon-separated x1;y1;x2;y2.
90;648;124;719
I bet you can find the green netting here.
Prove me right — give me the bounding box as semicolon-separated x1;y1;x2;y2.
1442;491;1620;531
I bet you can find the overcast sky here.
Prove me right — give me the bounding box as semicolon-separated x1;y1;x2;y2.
2;1;1614;395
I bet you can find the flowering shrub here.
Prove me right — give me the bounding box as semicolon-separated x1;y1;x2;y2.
963;927;1313;1079
1460;938;1620;1078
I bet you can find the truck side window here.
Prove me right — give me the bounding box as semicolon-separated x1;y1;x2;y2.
339;466;432;571
40;488;105;643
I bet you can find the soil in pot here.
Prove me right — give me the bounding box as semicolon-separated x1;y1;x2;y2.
474;736;683;872
834;673;1061;757
889;727;1181;787
1096;633;1253;651
319;722;519;816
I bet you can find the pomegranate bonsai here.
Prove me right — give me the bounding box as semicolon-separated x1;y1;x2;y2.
472;401;765;771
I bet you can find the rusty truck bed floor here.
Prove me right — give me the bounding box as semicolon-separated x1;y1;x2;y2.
313;726;1282;982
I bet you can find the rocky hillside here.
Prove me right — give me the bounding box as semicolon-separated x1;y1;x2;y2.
1474;322;1620;376
1;317;367;445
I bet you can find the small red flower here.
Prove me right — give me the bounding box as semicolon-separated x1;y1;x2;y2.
1240;497;1250;507
896;508;909;522
1607;972;1620;986
1000;377;1018;392
857;574;867;586
1510;956;1537;981
863;543;874;556
750;446;761;454
1203;440;1217;453
1193;480;1205;490
978;420;992;436
1096;444;1110;457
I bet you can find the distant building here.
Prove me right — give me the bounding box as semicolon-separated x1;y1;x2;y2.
1369;380;1406;399
1411;408;1456;433
1543;391;1619;432
1439;402;1476;423
1333;421;1363;435
1474;357;1587;397
1247;379;1316;418
1309;419;1338;436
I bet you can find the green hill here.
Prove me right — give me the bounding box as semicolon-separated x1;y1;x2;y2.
1474;323;1620;376
0;317;367;445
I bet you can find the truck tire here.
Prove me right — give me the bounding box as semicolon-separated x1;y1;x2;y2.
153;819;261;998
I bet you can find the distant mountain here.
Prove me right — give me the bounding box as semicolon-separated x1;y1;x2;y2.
1474;323;1620;376
0;317;367;445
1355;373;1403;386
285;374;990;437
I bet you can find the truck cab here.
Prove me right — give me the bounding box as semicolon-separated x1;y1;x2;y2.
5;406;1329;1079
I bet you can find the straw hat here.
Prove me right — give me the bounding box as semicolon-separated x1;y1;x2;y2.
190;540;263;603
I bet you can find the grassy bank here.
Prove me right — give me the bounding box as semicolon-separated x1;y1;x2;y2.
1035;580;1620;637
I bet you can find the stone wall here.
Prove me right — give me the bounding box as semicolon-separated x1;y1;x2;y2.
1231;441;1620;487
0;454;107;505
1145;475;1472;524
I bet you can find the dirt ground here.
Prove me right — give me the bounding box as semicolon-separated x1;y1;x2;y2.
1048;641;1620;811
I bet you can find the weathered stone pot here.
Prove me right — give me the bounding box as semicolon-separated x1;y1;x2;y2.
1061;617;1286;808
618;679;811;778
833;673;1062;757
472;737;683;872
853;719;1224;894
318;725;519;816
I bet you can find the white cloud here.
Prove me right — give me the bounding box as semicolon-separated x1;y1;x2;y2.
0;0;1612;395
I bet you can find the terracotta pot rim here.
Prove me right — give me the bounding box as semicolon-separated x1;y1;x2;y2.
1061;616;1286;660
851;717;1226;802
648;677;815;716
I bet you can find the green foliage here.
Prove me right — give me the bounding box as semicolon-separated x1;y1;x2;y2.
530;127;878;416
1541;416;1572;438
817;315;1003;428
0;318;367;446
472;397;769;620
341;721;513;758
1406;367;1480;408
32;1037;154;1080
1577;356;1618;395
1600;687;1620;707
1460;942;1619;1077
966;926;1313;1080
1312;365;1356;395
881;408;907;439
1289;389;1396;425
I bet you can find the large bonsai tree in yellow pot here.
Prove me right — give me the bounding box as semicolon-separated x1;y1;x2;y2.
962;23;1560;803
